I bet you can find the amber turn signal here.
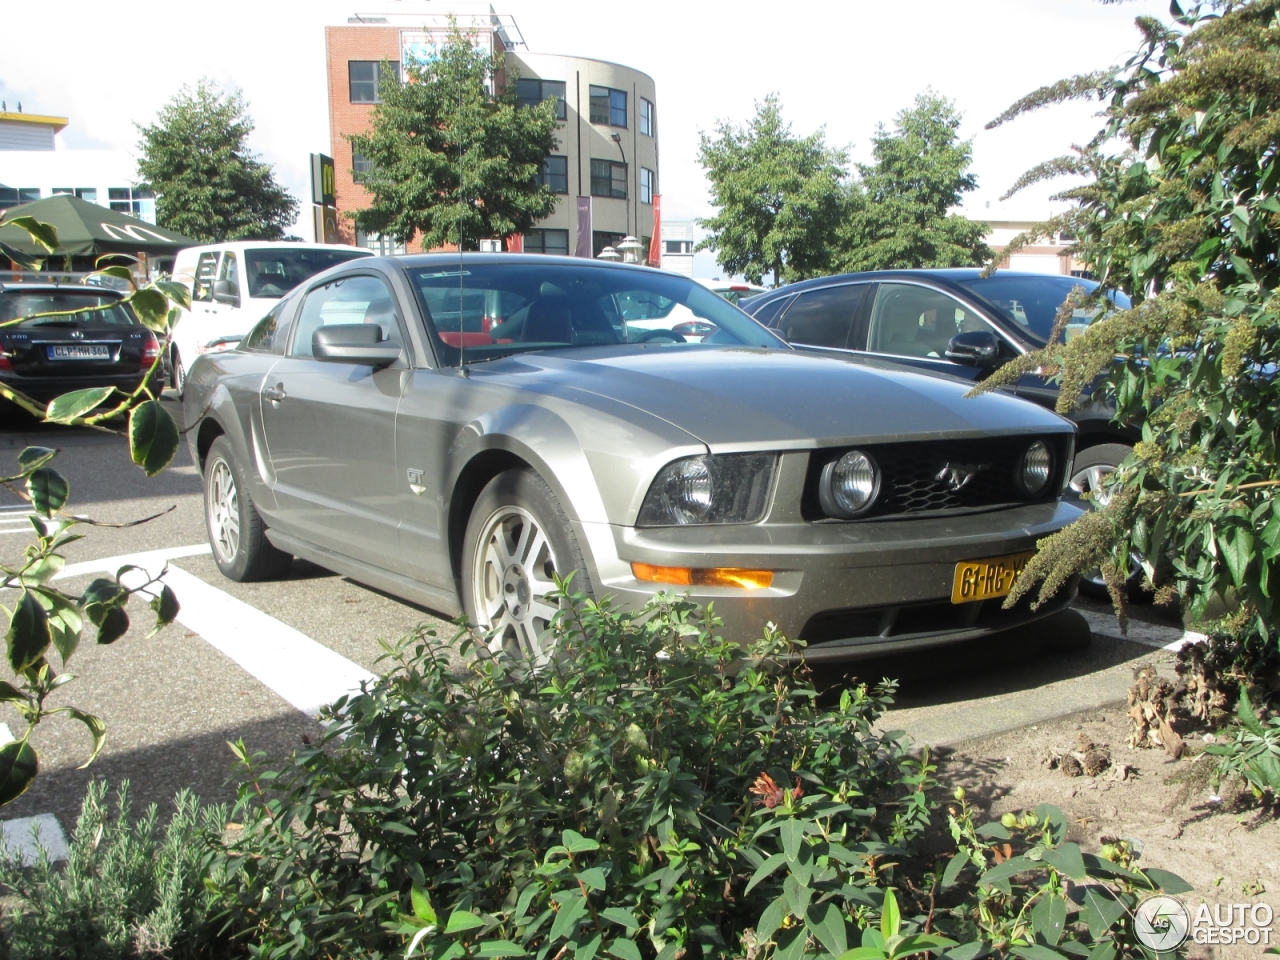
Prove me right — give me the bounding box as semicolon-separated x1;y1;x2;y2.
631;562;773;589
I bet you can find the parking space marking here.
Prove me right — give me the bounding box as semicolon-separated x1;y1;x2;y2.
1077;608;1206;652
56;544;376;718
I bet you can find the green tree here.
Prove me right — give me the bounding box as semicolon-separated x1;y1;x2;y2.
136;80;298;243
696;95;848;285
979;1;1280;691
349;32;558;250
836;92;990;272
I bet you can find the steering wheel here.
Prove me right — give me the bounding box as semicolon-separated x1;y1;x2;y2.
633;329;687;343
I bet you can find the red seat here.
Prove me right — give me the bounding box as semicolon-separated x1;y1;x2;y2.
438;331;494;348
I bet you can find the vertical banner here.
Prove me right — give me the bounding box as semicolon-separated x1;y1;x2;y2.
574;197;592;258
507;233;523;253
310;154;335;206
648;195;661;266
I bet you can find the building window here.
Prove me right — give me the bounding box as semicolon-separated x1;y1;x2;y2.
349;60;400;103
354;228;406;256
538;155;569;194
590;158;627;199
640;98;654;136
108;187;155;220
352;150;374;184
516;78;567;121
524;228;569;256
664;240;692;255
589;85;627;127
0;187;40;209
640;167;655;205
52;187;98;202
593;231;625;258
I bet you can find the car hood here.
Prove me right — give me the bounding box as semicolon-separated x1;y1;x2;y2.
475;346;1072;450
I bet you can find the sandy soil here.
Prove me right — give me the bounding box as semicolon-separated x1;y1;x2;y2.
936;696;1278;959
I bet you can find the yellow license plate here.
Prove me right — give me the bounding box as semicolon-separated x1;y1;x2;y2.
951;551;1034;604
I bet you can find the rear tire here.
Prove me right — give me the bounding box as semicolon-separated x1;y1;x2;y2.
1069;443;1147;601
461;468;591;662
204;435;292;582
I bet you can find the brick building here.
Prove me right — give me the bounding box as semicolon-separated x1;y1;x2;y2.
324;5;658;257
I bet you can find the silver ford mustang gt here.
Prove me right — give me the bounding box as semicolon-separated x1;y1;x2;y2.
183;254;1084;662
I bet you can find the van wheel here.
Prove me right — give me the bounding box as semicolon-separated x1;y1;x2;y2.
204;436;292;582
170;346;186;397
461;469;591;663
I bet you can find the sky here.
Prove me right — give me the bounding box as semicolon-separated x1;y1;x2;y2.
1;0;1170;275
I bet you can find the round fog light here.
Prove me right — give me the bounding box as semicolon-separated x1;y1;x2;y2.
820;449;880;518
1017;440;1053;497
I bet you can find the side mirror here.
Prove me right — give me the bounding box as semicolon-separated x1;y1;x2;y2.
945;330;1001;367
212;278;240;307
313;324;402;367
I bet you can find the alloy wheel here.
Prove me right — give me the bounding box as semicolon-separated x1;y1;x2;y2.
470;505;561;662
1069;460;1134;590
208;458;241;565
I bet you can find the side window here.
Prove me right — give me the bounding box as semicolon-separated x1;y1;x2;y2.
290;275;401;358
777;285;867;349
218;252;239;295
748;294;793;327
193;251;220;301
867;283;988;359
241;300;291;354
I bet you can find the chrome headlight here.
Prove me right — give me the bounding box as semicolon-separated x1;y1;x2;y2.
1016;440;1053;497
819;449;881;518
637;453;777;526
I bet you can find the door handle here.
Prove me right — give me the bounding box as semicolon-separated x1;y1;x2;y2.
263;384;286;403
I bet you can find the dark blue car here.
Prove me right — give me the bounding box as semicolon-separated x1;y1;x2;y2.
740;268;1136;596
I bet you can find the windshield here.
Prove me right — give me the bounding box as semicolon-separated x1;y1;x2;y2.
0;292;135;327
245;248;372;299
955;274;1132;344
409;262;785;365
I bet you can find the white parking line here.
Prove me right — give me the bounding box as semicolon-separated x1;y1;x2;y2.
56;544;376;718
1077;608;1206;652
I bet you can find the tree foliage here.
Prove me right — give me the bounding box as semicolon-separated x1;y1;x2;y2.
977;0;1280;684
836;93;991;272
136;79;298;243
349;30;559;251
696;95;848;285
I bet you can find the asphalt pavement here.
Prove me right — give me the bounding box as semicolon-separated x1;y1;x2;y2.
0;397;1190;831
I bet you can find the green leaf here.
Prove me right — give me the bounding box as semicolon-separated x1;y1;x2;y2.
16;446;57;472
880;887;901;942
746;851;788;893
128;400;180;476
560;828;600;854
411;883;437;924
1010;946;1066;960
1078;886;1125;939
606;939;641;960
380;820;417;835
757;895;788;944
7;591;51;673
941;942;991;960
48;607;82;663
894;934;958;957
1219;520;1253;590
549;891;587;942
148;584;180;636
0;740;37;805
600;909;638;931
1141;868;1193;894
0;240;44;272
56;707;106;767
978;855;1035;890
1031;894;1067;947
22;555;65;585
5;216;58;254
444;910;485;935
575;933;602;960
1085;942;1116;960
0;681;28;703
80;578;126;624
96;605;129;645
941;853;969;888
95;265;135;283
836;949;888;960
774;927;808;960
476;942;526;957
976;822;1011;840
806;900;849;957
783;872;811;919
1039;842;1087;881
45;387;114;424
575;867;607;891
26;467;68;518
780;818;805;861
154;279;192;310
128;288;169;331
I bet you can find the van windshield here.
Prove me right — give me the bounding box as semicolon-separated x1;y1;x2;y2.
245;248;372;298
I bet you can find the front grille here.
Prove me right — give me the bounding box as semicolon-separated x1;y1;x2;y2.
798;581;1075;646
802;435;1071;521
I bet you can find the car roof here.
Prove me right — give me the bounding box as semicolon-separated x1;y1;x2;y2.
751;267;1094;299
175;241;376;256
381;252;679;272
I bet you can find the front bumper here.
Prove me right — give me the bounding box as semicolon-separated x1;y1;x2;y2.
576;497;1085;661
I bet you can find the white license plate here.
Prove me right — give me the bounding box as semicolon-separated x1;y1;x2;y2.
47;344;110;360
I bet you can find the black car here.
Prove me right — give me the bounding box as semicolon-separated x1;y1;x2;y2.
739;268;1137;498
0;283;163;408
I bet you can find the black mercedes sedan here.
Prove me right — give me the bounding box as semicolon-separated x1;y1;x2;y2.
0;283;163;408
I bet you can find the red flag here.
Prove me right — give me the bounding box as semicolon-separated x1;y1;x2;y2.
648;195;661;266
507;233;523;253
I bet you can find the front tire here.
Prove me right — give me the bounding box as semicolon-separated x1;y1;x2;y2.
461;468;591;662
204;435;292;582
170;346;186;398
1069;443;1145;600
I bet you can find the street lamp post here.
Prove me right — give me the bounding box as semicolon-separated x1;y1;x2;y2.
610;132;629;236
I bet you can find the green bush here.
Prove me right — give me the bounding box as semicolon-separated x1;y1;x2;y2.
211;592;928;959
0;780;225;959
1207;686;1280;804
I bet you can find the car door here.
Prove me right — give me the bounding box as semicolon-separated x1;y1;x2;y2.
854;281;1014;383
772;284;870;350
259;271;408;568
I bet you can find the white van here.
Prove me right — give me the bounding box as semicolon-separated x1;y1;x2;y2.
168;241;373;393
